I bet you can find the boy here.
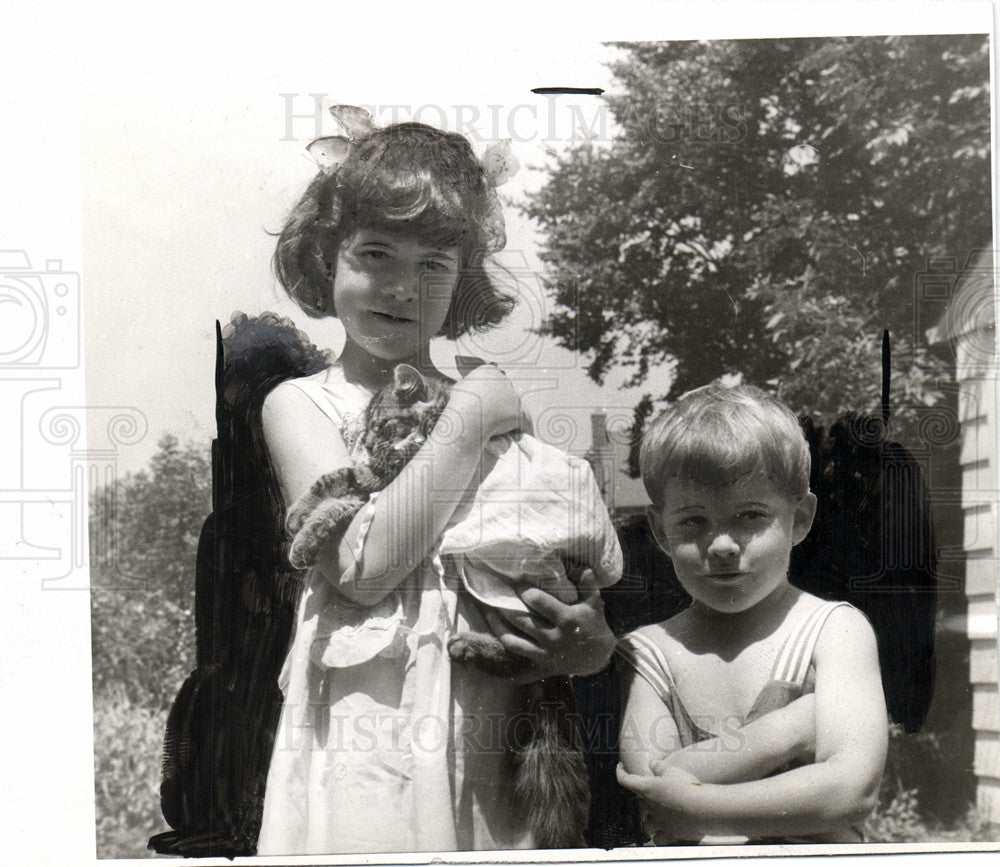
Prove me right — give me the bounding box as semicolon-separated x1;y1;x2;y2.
616;382;887;844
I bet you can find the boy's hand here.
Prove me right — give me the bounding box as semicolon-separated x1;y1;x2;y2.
617;762;704;843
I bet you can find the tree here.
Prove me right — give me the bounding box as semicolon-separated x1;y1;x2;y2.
524;36;990;440
90;433;211;709
89;434;212;857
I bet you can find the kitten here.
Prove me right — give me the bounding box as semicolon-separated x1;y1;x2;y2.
363;364;578;676
360;363;591;848
361;364;452;488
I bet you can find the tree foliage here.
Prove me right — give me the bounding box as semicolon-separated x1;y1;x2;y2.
90;434;211;857
90;433;210;710
524;36;990;435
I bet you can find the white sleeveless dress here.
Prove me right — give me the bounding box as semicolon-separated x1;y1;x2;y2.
257;363;534;855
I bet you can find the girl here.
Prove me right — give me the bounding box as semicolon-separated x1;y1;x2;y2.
616;383;888;844
256;118;615;855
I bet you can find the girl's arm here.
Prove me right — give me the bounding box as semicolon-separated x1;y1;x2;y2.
618;606;887;840
263;366;525;606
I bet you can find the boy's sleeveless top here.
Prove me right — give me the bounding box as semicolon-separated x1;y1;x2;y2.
256;364;534;855
617;599;866;845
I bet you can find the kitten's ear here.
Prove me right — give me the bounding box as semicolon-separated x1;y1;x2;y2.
393;363;427;402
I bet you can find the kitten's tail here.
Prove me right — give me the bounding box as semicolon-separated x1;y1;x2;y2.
515;677;591;849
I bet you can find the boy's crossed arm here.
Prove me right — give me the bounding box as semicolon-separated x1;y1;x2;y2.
619;665;817;815
619;606;887;842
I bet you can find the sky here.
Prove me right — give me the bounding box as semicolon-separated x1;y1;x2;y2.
74;1;998;500
2;2;997;866
78;28;673;511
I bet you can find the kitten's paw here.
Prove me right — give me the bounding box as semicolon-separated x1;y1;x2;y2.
447;633;489;665
448;632;531;677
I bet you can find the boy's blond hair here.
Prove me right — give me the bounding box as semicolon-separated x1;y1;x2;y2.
640;382;811;509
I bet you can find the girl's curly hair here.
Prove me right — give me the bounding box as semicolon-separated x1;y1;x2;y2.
273;122;514;338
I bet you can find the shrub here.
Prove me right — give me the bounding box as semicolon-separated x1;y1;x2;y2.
864;725;988;843
90;435;209;856
93;687;168;858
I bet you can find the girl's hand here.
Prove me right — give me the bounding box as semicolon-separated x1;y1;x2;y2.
447;364;529;440
482;568;615;682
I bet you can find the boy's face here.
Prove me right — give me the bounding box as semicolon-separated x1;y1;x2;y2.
649;471;816;616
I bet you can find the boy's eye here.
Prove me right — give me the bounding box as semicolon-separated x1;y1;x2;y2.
363;249;389;261
677;515;706;530
738;510;768;522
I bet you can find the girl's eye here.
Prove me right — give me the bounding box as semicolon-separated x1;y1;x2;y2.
421;259;450;271
677;515;705;530
362;249;389;262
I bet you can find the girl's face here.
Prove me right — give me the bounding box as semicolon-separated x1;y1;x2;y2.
332;228;460;364
649;472;816;617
